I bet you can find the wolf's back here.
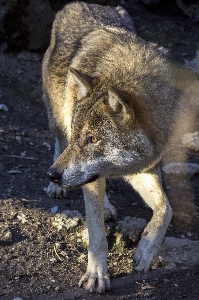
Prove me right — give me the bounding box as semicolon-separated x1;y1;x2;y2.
47;2;134;69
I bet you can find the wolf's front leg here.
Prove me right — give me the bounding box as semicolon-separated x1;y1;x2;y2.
125;167;172;272
79;177;110;293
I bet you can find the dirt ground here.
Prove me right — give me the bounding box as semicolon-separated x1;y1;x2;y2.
0;0;199;299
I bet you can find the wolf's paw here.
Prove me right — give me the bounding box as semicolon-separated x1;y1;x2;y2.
45;182;67;199
78;272;110;293
133;237;159;272
104;194;117;221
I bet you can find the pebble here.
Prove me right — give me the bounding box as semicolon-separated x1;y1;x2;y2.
17;69;23;74
51;206;59;213
7;170;22;174
17;212;28;224
43;142;51;150
0;224;12;243
49;258;57;263
20;151;26;157
0;104;8;111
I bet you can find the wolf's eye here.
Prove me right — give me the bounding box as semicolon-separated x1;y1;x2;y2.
87;135;98;144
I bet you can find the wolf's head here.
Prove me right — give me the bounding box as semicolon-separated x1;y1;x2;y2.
46;68;155;188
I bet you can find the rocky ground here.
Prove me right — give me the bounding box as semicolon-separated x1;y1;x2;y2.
0;0;199;299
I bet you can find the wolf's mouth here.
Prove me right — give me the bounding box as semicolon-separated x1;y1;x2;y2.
46;166;100;189
84;174;99;184
59;174;100;189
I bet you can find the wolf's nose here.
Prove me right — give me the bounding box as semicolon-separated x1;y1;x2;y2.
46;168;62;184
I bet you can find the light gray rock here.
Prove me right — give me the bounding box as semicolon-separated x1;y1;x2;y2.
159;237;199;267
52;210;82;231
182;131;199;151
117;216;147;242
61;210;82;218
162;162;199;176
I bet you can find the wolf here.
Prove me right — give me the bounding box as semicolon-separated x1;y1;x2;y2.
42;1;199;293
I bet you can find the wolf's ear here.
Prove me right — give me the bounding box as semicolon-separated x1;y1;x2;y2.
108;88;132;120
70;67;98;98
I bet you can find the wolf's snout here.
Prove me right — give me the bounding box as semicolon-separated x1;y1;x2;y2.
46;168;62;184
